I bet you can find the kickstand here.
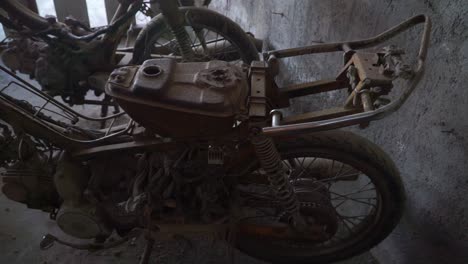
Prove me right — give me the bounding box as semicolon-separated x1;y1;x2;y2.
139;237;155;264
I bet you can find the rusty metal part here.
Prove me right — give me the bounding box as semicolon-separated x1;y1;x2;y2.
360;91;374;112
341;52;393;109
262;14;431;136
0;92;134;149
251;135;306;229
0;0;140;105
294;179;338;239
1;135;57;211
70;139;178;159
265;14;430;59
56;203;111;239
0;65;136;150
40;229;141;251
343;79;370;107
281;107;362;125
0;65;124;123
22;0;39;14
0;0;49;31
280;79;348;98
1;38;46;76
340;52;394;87
248;61;269;117
107;59;248;138
381;45;414;79
53;152;112;239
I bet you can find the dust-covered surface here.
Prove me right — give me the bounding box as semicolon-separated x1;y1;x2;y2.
1;0;467;264
0;72;376;264
0;184;377;264
211;0;468;263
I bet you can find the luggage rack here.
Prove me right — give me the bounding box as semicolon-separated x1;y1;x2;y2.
0;65;135;149
262;14;431;136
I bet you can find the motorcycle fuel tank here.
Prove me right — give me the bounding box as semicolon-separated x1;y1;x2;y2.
106;58;248;138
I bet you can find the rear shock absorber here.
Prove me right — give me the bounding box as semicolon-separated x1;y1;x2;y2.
251;133;306;229
158;0;195;61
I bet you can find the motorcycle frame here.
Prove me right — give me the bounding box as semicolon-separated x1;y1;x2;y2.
0;1;220;105
0;15;431;159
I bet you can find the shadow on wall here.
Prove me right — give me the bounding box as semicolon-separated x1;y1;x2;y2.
211;0;468;264
383;194;468;263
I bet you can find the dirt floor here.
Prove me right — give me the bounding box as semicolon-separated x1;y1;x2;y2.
0;190;378;264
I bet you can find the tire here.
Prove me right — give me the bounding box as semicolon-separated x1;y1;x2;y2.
132;7;259;64
236;130;405;264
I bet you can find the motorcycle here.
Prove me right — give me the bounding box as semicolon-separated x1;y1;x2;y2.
0;0;260;112
0;5;430;264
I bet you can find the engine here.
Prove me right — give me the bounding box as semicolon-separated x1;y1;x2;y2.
106;59;249;138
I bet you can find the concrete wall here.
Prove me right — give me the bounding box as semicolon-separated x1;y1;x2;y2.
211;1;468;263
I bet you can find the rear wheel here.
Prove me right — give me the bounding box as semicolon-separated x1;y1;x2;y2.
236;131;405;264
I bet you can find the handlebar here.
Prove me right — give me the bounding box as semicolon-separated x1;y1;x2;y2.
0;0;142;43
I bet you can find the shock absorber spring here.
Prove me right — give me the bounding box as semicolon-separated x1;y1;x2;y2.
251;135;306;228
159;0;195;61
169;24;195;60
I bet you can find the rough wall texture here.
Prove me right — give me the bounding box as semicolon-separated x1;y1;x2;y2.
211;0;468;263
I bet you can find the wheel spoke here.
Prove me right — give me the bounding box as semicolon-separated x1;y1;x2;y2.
290;157;317;181
282;160;292;170
332;197;377;201
336;214;354;234
330;191;377;207
335;162;345;178
339;185;376;197
316;172;361;183
288;158;299;168
333;199;348;210
146;24;245;63
340;214;369;220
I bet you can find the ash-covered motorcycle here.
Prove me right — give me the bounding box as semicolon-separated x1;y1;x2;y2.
0;12;430;264
0;0;259;111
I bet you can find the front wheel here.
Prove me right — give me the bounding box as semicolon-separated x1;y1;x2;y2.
132;7;259;64
236;130;405;264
